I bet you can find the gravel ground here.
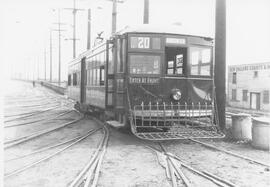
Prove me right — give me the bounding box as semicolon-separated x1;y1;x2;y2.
4;80;270;187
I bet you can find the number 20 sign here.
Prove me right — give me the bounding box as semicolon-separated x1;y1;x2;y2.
131;37;150;49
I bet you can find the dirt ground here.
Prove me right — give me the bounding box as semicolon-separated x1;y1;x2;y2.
3;81;270;187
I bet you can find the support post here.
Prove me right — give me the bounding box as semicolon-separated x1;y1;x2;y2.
215;0;226;130
112;0;117;35
50;29;52;82
73;0;76;58
58;9;61;85
87;9;91;50
143;0;149;24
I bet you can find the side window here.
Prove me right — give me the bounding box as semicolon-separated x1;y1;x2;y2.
73;73;77;86
93;68;96;85
117;38;123;73
190;47;211;76
100;65;105;85
108;47;114;74
121;39;126;72
68;74;71;86
77;72;81;86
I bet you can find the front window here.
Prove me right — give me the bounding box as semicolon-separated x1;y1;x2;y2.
129;55;160;74
190;47;211;76
166;47;186;75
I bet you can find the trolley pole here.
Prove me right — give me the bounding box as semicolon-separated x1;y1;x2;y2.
143;0;149;24
87;8;91;50
215;0;226;130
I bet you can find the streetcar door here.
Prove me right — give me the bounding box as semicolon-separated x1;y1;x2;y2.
80;57;86;103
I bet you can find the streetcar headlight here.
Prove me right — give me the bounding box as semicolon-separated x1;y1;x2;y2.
171;89;181;101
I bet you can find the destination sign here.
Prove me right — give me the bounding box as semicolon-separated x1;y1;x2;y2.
131;37;150;49
129;77;160;84
166;38;186;45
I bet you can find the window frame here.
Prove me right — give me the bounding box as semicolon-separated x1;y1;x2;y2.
188;46;213;77
232;89;237;101
165;46;187;77
242;90;248;102
128;53;161;76
128;34;163;53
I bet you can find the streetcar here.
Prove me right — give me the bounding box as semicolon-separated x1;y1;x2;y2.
67;24;224;140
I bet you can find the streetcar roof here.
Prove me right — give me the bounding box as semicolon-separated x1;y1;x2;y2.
116;24;213;38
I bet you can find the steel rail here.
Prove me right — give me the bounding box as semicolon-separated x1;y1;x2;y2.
4;105;62;123
85;126;109;187
145;144;237;187
4;102;62;118
4;116;83;149
4;98;60;109
4;109;74;128
68;120;109;187
4;128;101;178
5;129;89;162
189;139;270;167
158;142;191;187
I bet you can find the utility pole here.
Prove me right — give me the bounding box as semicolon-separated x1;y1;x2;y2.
87;9;91;50
112;0;117;34
64;0;84;59
109;0;124;35
143;0;149;24
53;9;66;85
215;0;226;130
49;30;52;82
44;47;46;80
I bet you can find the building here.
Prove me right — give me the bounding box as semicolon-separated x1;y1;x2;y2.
227;62;270;111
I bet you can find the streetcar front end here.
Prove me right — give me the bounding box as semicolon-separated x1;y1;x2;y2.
125;31;224;140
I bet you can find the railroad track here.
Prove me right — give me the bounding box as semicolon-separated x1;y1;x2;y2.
146;143;238;187
4;116;109;187
4;114;84;149
144;138;269;187
68;117;110;187
4;109;75;128
4;126;102;179
188;139;270;167
4;104;63;123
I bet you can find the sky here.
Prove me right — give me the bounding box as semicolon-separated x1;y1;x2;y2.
0;0;270;82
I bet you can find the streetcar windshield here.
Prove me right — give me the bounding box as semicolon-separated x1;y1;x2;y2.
129;55;160;74
190;47;211;76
